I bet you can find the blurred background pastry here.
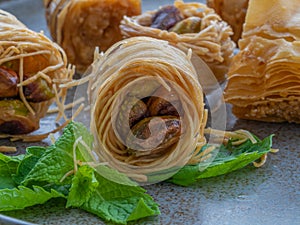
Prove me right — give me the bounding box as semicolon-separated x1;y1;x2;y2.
121;0;235;82
44;0;141;73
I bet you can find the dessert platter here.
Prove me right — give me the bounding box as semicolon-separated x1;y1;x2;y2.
0;0;299;224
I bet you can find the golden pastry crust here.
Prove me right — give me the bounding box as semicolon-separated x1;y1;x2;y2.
224;0;300;123
44;0;141;73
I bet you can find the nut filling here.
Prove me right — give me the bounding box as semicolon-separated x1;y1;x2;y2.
0;65;55;134
150;5;203;34
151;5;183;30
117;88;183;160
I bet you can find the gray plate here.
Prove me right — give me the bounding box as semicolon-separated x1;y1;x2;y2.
0;0;299;225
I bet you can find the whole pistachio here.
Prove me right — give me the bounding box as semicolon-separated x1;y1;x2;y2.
129;99;148;128
23;77;54;102
116;97;148;140
0;99;38;134
147;96;180;117
1;60;19;72
147;87;182;117
151;5;183;30
0;66;18;97
169;16;202;34
127;116;181;153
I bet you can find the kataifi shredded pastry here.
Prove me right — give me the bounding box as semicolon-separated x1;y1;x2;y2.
44;0;141;73
86;37;208;183
207;0;249;43
224;0;300;123
0;9;74;143
120;0;235;83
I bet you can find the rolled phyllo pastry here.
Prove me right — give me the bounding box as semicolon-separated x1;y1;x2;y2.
44;0;141;73
224;0;300;123
0;10;71;136
86;37;208;183
120;0;235;82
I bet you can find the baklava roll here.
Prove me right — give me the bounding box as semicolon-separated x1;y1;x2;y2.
44;0;141;73
87;37;208;183
120;0;235;82
0;10;71;135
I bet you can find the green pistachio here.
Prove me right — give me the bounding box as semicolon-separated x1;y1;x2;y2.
126;116;181;153
24;77;55;102
147;87;181;117
0;66;18;98
0;99;38;134
116;97;148;140
151;5;183;30
169;16;202;34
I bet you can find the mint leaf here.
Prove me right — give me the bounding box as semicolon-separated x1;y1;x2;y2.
0;154;23;189
94;165;138;187
0;186;64;211
13;146;46;185
66;166;160;224
66;165;98;207
0;122;160;224
0;153;22;174
21;122;93;187
126;198;158;222
79;171;160;224
169;135;273;186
